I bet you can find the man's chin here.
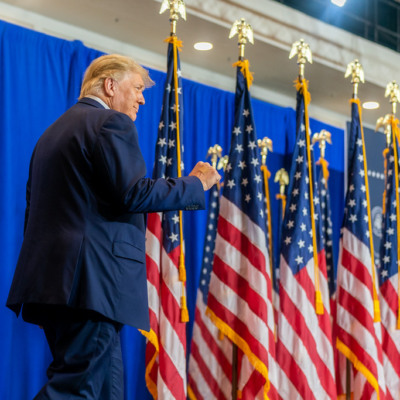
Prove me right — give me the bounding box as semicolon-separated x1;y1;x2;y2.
128;113;137;122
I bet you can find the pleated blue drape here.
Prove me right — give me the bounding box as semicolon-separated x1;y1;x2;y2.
0;19;344;399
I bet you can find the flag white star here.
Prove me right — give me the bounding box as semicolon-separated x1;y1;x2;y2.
159;121;165;130
244;194;251;203
169;232;179;243
298;139;306;147
349;214;357;223
241;178;248;186
171;214;179;224
254;175;261;183
226;179;235;188
158;138;167;147
171;103;180;112
287;220;294;229
384;241;392;249
251;158;259;167
383;255;390;264
169;121;177;131
246;125;254;133
298;239;305;248
248;141;257;149
290;203;297;212
238;161;246;170
348;199;356;207
159;155;167;164
233;126;241;135
235;144;244;153
284;236;292;245
168;139;175;148
295;255;303;264
243;109;250;117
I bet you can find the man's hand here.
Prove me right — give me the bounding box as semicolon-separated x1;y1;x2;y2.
189;161;221;191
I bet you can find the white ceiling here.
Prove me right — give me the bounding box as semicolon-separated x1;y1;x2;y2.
1;0;398;128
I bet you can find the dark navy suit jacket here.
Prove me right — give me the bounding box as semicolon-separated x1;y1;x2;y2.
6;97;205;330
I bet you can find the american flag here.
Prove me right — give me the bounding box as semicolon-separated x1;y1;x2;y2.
187;183;233;400
335;99;386;399
143;38;187;399
378;117;400;400
206;64;276;399
275;81;336;399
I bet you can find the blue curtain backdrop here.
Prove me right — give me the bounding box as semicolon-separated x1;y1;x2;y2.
0;20;344;399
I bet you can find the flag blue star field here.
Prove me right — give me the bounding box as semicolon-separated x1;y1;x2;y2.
276;81;336;400
206;65;276;399
335;99;386;399
378;126;400;400
143;38;187;400
317;171;335;299
188;184;233;400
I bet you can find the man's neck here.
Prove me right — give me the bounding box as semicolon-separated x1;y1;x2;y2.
85;94;110;110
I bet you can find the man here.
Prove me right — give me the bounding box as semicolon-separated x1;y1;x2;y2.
6;54;220;399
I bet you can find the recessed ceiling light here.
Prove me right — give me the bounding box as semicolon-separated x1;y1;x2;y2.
331;0;346;6
194;42;213;51
362;101;380;110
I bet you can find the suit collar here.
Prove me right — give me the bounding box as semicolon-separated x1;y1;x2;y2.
78;97;107;109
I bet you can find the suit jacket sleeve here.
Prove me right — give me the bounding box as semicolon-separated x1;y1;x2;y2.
92;112;205;213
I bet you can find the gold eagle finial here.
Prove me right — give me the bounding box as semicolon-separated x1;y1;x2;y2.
274;168;289;196
229;18;254;59
289;39;312;79
206;144;223;169
345;59;364;99
312;130;332;159
257;137;273;166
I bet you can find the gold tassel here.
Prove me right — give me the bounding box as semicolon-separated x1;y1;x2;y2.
316;158;330;186
181;293;189;323
373;300;381;323
218;330;225;341
382;148;389;215
315;290;324;315
179;252;186;282
232;59;254;88
276;194;286;219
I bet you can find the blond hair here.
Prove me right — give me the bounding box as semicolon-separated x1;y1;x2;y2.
79;54;154;99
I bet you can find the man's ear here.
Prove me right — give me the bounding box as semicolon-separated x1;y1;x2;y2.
103;77;116;98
